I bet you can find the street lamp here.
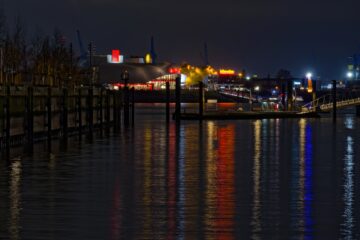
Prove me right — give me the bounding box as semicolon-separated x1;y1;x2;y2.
306;72;312;79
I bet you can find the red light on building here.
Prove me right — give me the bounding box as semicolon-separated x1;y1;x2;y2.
169;68;181;74
112;50;120;63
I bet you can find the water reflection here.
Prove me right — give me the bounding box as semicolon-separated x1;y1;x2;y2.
342;136;354;239
298;119;314;238
216;124;235;239
205;121;217;240
251;120;262;238
1;113;360;239
167;123;177;239
9;159;22;240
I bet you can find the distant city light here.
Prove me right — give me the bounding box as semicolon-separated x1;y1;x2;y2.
112;50;120;62
347;71;354;78
180;74;187;84
306;72;313;93
254;86;260;91
169;68;181;74
145;53;152;64
246;76;251;80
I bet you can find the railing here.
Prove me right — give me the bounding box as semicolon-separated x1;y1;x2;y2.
301;91;360;112
0;85;128;154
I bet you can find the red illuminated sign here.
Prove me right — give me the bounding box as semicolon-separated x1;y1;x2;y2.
112;50;120;63
169;68;181;74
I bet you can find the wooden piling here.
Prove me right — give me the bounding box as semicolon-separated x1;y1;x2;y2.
78;88;82;138
131;87;135;126
175;76;181;122
199;81;204;120
124;86;130;126
5;85;10;158
166;81;170;123
105;90;110;133
26;86;34;151
87;88;94;138
99;88;103;129
62;88;68;139
332;80;337;123
47;87;52;151
113;91;118;132
356;105;360;117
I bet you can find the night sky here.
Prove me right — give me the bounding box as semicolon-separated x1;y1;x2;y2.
4;0;360;79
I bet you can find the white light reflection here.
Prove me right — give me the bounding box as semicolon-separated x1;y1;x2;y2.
344;117;354;130
342;136;354;239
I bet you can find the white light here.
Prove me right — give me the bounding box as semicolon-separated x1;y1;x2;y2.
113;85;119;90
254;86;260;91
180;74;187;84
107;55;124;64
246;76;251;80
306;72;312;79
347;72;354;78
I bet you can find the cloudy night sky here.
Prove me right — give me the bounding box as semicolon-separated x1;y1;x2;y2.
3;0;360;79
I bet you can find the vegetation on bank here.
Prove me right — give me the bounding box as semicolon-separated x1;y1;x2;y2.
0;10;87;87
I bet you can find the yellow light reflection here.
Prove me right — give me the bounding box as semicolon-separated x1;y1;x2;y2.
251;120;262;236
142;127;152;237
205;121;217;240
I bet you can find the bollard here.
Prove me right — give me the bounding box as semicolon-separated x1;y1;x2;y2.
78;89;82;138
5;85;10;158
166;81;170;123
199;81;204;120
131;87;135;126
332;80;337;123
47;87;52;151
175;76;181;122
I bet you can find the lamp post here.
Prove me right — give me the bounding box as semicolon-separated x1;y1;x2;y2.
122;70;130;126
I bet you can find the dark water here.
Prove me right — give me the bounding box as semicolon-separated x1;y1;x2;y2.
1;108;360;239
